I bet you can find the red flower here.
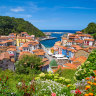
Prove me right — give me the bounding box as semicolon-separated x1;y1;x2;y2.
6;76;8;80
0;78;1;81
92;76;95;78
51;93;56;96
33;88;35;92
75;89;81;94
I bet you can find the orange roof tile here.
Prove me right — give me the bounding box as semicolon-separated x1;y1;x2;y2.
67;40;72;42
22;43;28;47
75;40;84;43
70;56;76;61
51;47;54;50
42;58;49;62
67;48;77;52
73;56;87;64
64;63;77;69
59;46;67;50
84;39;94;41
19;47;23;50
7;48;16;51
19;51;32;59
62;37;67;40
79;34;93;37
39;61;50;67
35;52;45;56
76;31;82;34
32;49;44;53
9;45;16;48
0;52;10;60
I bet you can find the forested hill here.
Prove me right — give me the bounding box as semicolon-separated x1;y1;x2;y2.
81;22;96;39
0;16;45;37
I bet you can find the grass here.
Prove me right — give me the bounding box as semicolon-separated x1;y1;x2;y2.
55;69;76;84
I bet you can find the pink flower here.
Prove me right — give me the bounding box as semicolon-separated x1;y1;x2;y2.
51;93;56;96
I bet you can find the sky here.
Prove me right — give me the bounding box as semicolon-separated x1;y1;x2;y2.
0;0;96;30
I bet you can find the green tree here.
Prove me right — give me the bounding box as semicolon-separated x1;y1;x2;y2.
49;59;58;67
81;22;96;39
15;54;43;74
0;16;45;37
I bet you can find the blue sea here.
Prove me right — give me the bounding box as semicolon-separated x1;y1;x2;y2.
40;30;79;48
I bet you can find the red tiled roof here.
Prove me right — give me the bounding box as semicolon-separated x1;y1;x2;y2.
9;45;16;48
62;37;67;40
7;48;16;51
64;63;77;69
75;40;84;43
22;43;28;47
76;31;82;34
79;34;93;37
0;52;10;60
67;48;77;52
42;58;49;62
60;46;67;50
84;39;94;41
73;56;87;64
19;51;32;59
67;40;72;42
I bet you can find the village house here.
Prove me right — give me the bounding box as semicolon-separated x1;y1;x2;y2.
74;40;84;46
61;37;68;46
16;32;35;47
66;40;73;46
16;36;34;46
0;36;9;42
0;52;15;71
32;49;45;58
0;39;15;46
7;47;17;61
84;39;94;47
67;48;76;58
39;58;50;71
19;41;39;53
9;33;17;37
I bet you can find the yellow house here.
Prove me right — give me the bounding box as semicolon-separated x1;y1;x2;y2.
16;36;33;46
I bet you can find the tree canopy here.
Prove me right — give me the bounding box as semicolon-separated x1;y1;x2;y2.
0;16;45;37
15;54;43;74
49;59;58;67
81;22;96;39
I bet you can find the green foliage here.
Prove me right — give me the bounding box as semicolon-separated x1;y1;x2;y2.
82;22;96;39
15;54;43;74
0;70;74;96
75;50;96;80
0;16;45;37
36;72;74;86
49;59;58;67
0;70;37;95
56;68;76;84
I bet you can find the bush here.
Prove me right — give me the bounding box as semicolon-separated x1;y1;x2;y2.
75;50;96;80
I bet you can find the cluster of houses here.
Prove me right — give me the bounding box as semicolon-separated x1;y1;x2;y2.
49;31;96;72
0;31;96;73
0;32;49;71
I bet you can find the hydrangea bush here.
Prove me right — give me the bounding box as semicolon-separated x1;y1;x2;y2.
36;72;72;86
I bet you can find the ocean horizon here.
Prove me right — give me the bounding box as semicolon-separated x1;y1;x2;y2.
41;30;80;33
40;30;80;48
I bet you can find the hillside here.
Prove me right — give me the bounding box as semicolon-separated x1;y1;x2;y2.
0;16;45;37
81;22;96;39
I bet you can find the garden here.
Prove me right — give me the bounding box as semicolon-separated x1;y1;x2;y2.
0;50;96;96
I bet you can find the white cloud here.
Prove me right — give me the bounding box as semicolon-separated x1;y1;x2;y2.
10;7;24;12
